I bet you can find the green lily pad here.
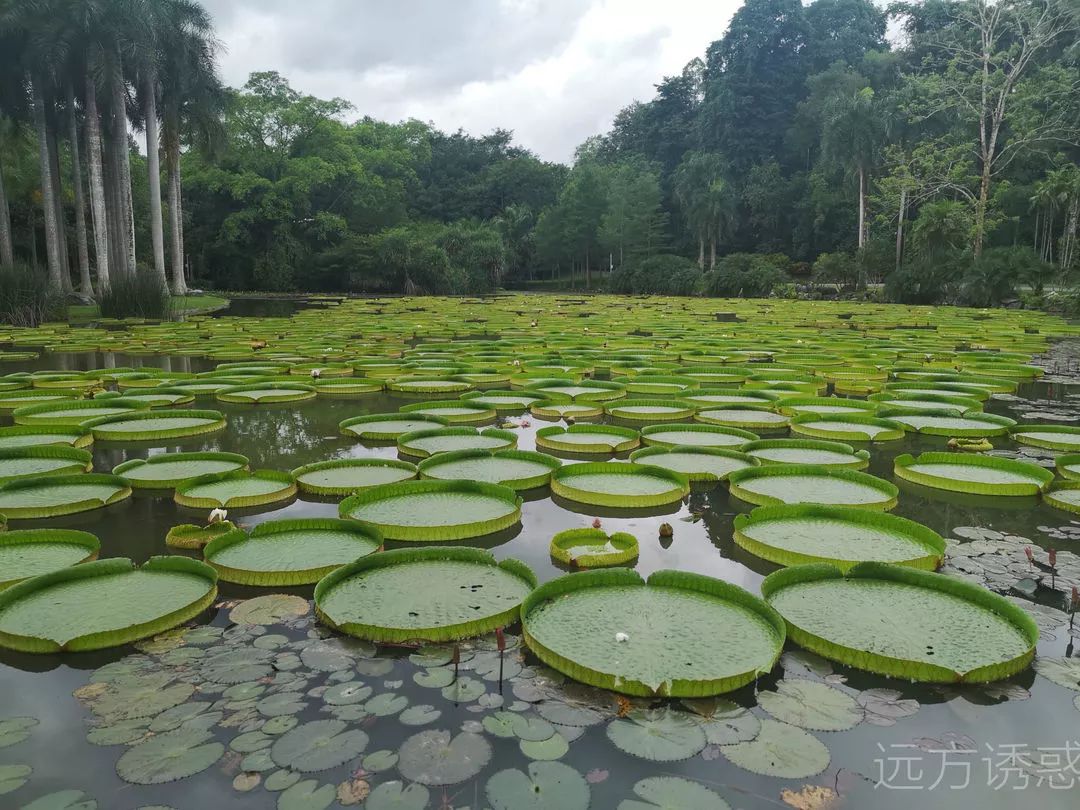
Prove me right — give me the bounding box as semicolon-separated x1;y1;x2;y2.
728;465;898;510
629;446;756;482
270;720;369;772
365;781;430;810
1033;657;1080;691
116;729;224;784
230;594;310;625
606;708;707;762
339;413;448;441
618;776;731;810
0;446;93;482
396;729;492;786
418;449;560;490
0;716;38;748
0;763;31;795
894;452;1052;496
291;458;417;496
639;424;756;449
397;426;516;459
174;469;296;509
0;529;100;589
756;679;863;731
20;789;97;810
0;473;131;518
277;779;335;810
113;452;248;489
87;410;227;441
719;718;830;778
551;462;690;508
485;761;589;810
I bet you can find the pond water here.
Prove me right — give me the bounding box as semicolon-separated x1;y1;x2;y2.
0;308;1079;809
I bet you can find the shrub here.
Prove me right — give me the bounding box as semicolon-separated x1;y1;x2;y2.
702;252;790;298
99;275;175;320
812;252;858;291
0;263;65;327
885;252;965;305
609;254;701;296
957;247;1057;308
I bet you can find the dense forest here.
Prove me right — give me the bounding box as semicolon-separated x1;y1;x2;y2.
0;0;1078;310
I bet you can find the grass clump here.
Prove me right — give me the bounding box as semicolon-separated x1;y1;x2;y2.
0;264;65;327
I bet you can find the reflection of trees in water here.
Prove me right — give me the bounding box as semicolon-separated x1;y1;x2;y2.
219;405;351;468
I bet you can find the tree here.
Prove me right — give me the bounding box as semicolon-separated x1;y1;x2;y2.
672;151;734;269
821;87;882;256
600;164;667;268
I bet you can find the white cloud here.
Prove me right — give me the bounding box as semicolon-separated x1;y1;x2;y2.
200;0;744;163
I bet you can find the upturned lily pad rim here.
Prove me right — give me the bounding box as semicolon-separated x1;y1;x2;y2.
388;375;473;393
521;568;786;697
1044;481;1080;514
460;389;552;412
174;469;298;509
549;528;639;568
761;562;1039;683
876;408;1016;437
741;438;870;468
399;400;498;424
1055;454;1080;481
776;396;879;416
535;424;640;454
339;478;523;541
894;452;1053;496
310;377;384;396
0;473;132;518
0;425;94;449
215;382;317;403
628;445;758;481
523;378;627;401
867;391;986;414
339;412;449;440
551;462;690;507
204;517;383;585
417;448;560;490
397;426;518;459
0;528;101;589
1009;424;1080;451
733;503;945;572
112;451;250;489
0;445;94;481
84;409;228;441
604;398;699;421
0;555;217;653
315;546;536;643
290;458;418;495
727;464;899;511
529;399;604;419
12;397;152;426
789;413;907;442
694;404;790;431
639;423;758;448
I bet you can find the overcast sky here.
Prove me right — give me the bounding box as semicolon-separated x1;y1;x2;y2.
200;0;746;164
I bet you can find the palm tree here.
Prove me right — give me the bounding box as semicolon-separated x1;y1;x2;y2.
821;87;881;253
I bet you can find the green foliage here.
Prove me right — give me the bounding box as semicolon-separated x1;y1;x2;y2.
702;253;790;298
98;276;175;320
958;247;1055;308
609;254;700;296
812;252;858;290
0;264;64;327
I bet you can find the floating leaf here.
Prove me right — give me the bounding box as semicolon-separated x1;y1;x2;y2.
233;772;261;792
258;692;309;717
322;682;373;706
0;763;31;795
719;719;830;778
365;692;408;716
399;704;441;726
618;775;731;809
780;785;840;810
299;638;373;672
277;779;335;810
90;678;193;723
362;749;399;772
414;667;454;688
200;648;274;684
230;594;309;626
1033;657;1080;691
263;716;300;736
520;733;569;760
116;729;224;784
441;676;485;703
606;708;707;762
757;680;863;731
485;761;590;810
365;781;430;810
270;720;368;773
396;729;492;786
21;790;97;810
0;716;38;748
856;689;919;726
86;718;150;746
265;769;301;792
336;777;371;806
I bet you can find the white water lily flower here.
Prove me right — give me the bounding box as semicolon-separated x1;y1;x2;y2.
310;368;321;378
208;508;228;524
615;632;629;643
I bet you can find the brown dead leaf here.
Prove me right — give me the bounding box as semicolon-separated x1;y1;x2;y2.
72;682;108;703
615;695;633;718
781;785;840;810
233;772;261;792
337;777;371;805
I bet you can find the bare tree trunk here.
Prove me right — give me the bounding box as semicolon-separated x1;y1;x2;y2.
31;74;63;290
110;66;136;276
46;115;73;294
0;148;12;266
165;125;186;294
143;71;166;286
709;236;716;271
697;235;704;270
84;75;110;292
28;206;38;267
895;186;906;272
857;165;866;250
584;246;590;290
104;143;123;278
66;85;93;298
974;164;990;257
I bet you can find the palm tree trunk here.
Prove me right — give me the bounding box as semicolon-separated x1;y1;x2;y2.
166;139;186;294
84;75;110;292
895;186;906;272
28;206;38;267
46;110;73;293
31;74;63;290
110;66;136;276
697;235;704;270
66;85;93;298
104;143;123;277
709;236;716;271
143;70;166;286
857;165;866;250
0;148;13;266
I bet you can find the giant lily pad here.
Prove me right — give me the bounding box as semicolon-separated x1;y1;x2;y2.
551;462;689;508
727;464;898;510
339;479;521;541
1009;424;1080;451
1055;453;1080;481
761;562;1039;682
0;529;100;589
741;439;870;469
461;390;546;413
894;452;1053;496
629;446;757;482
529;400;604;419
12;398;150;427
695;405;789;432
205;518;382;585
174;470;297;509
113;452;249;489
789;414;905;443
605;399;697;422
215;382;317;403
0;556;217;653
0;425;93;450
339;413;448;441
397;427;516;459
291;458;417;496
399;400;497;424
314;547;535;642
880;409;1015;437
776;396;877;417
521;568;785;697
1044;482;1080;514
418;449;560;490
0;473;131;518
535;425;640;454
0;446;93;482
549;528;638;568
639;424;756;449
86;409;227;441
734;504;945;572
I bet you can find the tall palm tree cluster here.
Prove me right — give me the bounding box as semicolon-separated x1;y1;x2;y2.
0;0;222;298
